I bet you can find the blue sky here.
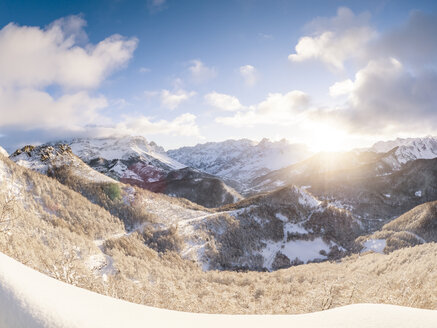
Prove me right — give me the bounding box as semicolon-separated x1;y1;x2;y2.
0;0;436;152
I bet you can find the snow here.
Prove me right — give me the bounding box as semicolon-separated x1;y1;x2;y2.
68;136;186;170
0;146;8;157
371;136;437;170
295;186;321;209
1;252;437;328
167;138;312;183
10;145;115;184
275;213;288;222
362;239;387;254
260;237;330;270
284;222;308;235
415;190;422;197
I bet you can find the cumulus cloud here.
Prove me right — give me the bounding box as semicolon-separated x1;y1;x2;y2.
188;60;217;83
204;92;244;111
160;89;196;110
0;15;138;137
329;79;354;97
367;11;437;67
288;7;374;69
94;113;200;137
0;88;107;130
216;90;310;127
0;16;138;89
324;58;437;134
239;65;257;86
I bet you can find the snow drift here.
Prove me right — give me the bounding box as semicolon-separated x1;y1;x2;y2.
0;252;436;328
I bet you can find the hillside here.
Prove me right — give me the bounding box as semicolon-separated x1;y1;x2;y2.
250;150;437;231
0;146;8;157
65;136;242;208
2;153;437;314
2;252;437;328
357;200;437;254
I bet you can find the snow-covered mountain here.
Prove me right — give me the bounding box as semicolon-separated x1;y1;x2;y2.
185;185;361;271
371;136;437;169
167;138;312;192
0;146;8;157
61;136;242;208
10;144;115;183
68;136;185;171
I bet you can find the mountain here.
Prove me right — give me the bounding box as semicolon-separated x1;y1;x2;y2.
357;200;437;254
183;185;362;271
6;145;360;271
64;136;242;208
370;136;437;170
0;146;7;157
250;151;437;232
10;144;115;183
167;138;312;193
2;154;437;314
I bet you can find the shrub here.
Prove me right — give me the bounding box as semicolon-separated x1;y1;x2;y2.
104;183;122;201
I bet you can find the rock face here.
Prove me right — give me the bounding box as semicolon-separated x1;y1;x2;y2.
64;136;242;208
167;138;312;193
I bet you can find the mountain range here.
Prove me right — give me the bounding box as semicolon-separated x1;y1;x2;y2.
3;134;437;271
1;134;437;314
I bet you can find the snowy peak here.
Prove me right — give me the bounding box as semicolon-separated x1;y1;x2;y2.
167;138;312;188
67;136;185;170
9;143;115;183
0;146;8;157
371;136;437;170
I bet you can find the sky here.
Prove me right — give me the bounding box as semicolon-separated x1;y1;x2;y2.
0;0;436;152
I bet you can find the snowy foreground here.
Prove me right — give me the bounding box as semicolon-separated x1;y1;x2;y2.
1;252;436;328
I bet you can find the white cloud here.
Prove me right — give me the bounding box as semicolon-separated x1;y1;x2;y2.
204;92;244;111
288;7;374;69
367;11;437;67
188;60;217;83
0;15;138;134
0;87;107;130
324;58;437;134
239;65;257;86
329;79;354;97
160;89;196;110
216;90;310;127
0;15;138;89
93;113;200;138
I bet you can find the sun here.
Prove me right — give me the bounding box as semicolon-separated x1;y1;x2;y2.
306;124;354;153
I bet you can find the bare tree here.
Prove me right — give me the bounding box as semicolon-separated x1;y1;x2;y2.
0;195;18;233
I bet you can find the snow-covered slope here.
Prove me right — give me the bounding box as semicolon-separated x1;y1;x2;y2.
371;136;437;169
10;144;115;183
167;138;312;191
68;136;185;170
63;136;241;208
0;146;8;157
1;252;436;328
183;185;362;271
